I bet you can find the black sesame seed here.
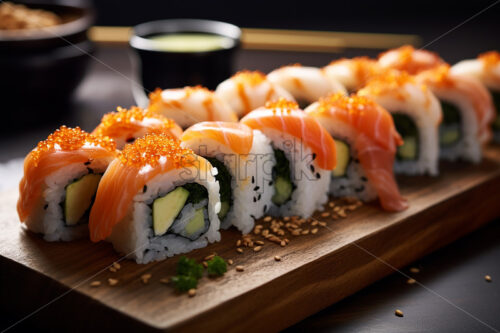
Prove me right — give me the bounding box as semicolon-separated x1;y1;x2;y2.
263;205;267;212
355;186;365;193
310;165;315;173
250;214;256;220
87;167;94;174
258;194;261;200
360;176;368;182
84;161;91;166
143;185;148;193
126;137;135;143
253;186;260;191
354;158;360;164
312;153;317;160
315;173;321;179
43;204;48;210
269;181;273;186
253;197;256;203
251;176;255;184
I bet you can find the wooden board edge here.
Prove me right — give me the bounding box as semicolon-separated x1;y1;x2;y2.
165;169;500;332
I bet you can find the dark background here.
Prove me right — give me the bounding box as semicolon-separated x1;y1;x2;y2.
86;0;499;62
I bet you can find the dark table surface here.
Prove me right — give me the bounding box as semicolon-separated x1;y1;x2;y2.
1;44;500;332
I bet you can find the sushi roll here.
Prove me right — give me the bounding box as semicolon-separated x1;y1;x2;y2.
323;57;384;93
181;122;275;234
148;86;238;129
240;99;336;218
267;64;346;107
89;134;221;264
416;65;495;162
305;93;408;212
215;70;295;118
451;51;500;141
358;70;442;176
17;126;117;241
378;45;445;75
92;106;183;149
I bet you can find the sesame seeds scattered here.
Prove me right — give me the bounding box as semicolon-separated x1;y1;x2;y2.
236;248;244;254
204;254;216;261
395;309;404;317
253;246;262;252
188;288;197;297
141;273;152;284
227;259;234;265
407;278;416;285
274;256;282;262
109;267;117;273
90;281;101;287
113;262;121;270
160;278;170;284
485;275;492;282
236;265;245;272
410;267;420;274
108;278;119;286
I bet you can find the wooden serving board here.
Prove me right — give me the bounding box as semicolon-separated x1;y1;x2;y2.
1;147;500;332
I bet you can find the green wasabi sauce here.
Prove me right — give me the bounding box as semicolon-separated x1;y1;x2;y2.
148;33;233;52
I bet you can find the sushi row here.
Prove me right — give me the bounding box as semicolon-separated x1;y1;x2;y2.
17;47;499;263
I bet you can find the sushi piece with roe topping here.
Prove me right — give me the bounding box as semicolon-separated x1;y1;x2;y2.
17;126;117;241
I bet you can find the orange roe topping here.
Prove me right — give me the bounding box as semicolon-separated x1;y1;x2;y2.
317;92;376;114
479;51;500;67
265;98;299;112
148;86;212;104
380;45;443;75
363;70;417;95
118;134;195;169
148;88;163;106
93;106;177;137
233;70;267;86
31;126;115;167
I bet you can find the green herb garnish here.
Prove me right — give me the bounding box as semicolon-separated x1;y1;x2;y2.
176;256;203;279
171;275;198;291
206;256;227;277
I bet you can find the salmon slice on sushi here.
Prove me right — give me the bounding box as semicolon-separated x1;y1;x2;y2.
267;64;346;108
358;71;442;176
148;86;238;129
17;126;117;241
323;57;384;93
92;106;182;149
416;65;495;163
378;45;445;75
89;135;221;264
305;93;408;212
181;122;274;234
452;51;500;142
215;70;294;118
241;99;336;218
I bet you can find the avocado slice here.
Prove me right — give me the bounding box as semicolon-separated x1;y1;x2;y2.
185;208;206;237
153;187;189;236
64;173;102;226
398;136;418;160
332;140;350;178
440;127;461;146
272;176;293;205
218;201;230;220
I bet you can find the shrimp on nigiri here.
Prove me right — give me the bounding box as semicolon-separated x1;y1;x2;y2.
89;134;221;264
215;70;295;118
378;45;445;75
148;86;237;129
17;126;117;241
305;93;408;212
92;106;183;149
240;99;336;218
323;57;385;93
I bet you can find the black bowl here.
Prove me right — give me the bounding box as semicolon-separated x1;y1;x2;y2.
0;2;94;131
130;19;241;105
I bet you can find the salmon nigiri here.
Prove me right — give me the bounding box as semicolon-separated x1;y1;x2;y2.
89;134;221;264
181;121;274;234
306;92;408;212
17;126;117;241
240;99;336;218
92;106;183;149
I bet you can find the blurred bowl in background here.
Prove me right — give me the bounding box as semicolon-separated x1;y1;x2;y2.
0;2;94;132
130;19;241;106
